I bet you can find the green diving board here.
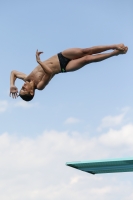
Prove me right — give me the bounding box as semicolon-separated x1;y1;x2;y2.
66;157;133;175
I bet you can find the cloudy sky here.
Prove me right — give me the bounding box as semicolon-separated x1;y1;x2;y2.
0;0;133;199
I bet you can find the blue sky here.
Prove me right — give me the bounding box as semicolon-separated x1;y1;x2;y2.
0;0;133;200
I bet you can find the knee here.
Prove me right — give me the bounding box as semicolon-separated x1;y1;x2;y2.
79;48;86;56
82;48;92;55
83;55;93;64
80;48;90;56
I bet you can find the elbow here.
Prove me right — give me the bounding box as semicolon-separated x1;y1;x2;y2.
11;70;17;78
11;70;14;74
11;70;16;74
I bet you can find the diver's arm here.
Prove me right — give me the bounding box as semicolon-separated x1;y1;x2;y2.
10;70;27;98
10;70;27;86
36;50;52;74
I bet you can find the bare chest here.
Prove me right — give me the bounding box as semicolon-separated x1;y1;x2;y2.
27;66;45;85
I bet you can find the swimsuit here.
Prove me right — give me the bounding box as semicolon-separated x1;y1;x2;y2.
57;52;71;72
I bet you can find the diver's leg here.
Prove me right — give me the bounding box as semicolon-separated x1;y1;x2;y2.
82;44;126;55
62;44;126;60
66;48;128;72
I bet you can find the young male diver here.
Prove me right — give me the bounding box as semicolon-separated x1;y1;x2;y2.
10;44;128;101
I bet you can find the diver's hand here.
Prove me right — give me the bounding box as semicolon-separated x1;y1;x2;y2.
36;49;43;63
10;86;19;99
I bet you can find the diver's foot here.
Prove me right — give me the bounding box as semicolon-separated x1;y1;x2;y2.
113;46;128;56
115;44;128;54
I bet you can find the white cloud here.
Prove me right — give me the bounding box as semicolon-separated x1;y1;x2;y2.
14;100;37;108
64;117;80;124
121;106;130;113
99;124;133;149
97;107;131;131
0;125;133;200
97;113;124;131
0;101;8;113
0;99;38;113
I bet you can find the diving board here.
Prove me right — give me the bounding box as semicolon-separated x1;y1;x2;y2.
66;157;133;175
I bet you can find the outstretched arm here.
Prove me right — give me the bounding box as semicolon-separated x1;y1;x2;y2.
10;70;27;98
36;50;52;74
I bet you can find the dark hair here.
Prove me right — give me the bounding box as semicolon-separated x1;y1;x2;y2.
19;93;34;101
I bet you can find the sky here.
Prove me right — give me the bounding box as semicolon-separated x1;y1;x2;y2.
0;0;133;199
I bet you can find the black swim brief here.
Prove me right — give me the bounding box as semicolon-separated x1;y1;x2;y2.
57;52;71;72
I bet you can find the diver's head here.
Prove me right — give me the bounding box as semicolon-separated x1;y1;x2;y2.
19;81;35;101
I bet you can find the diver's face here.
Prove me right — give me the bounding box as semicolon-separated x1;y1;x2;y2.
20;81;33;95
